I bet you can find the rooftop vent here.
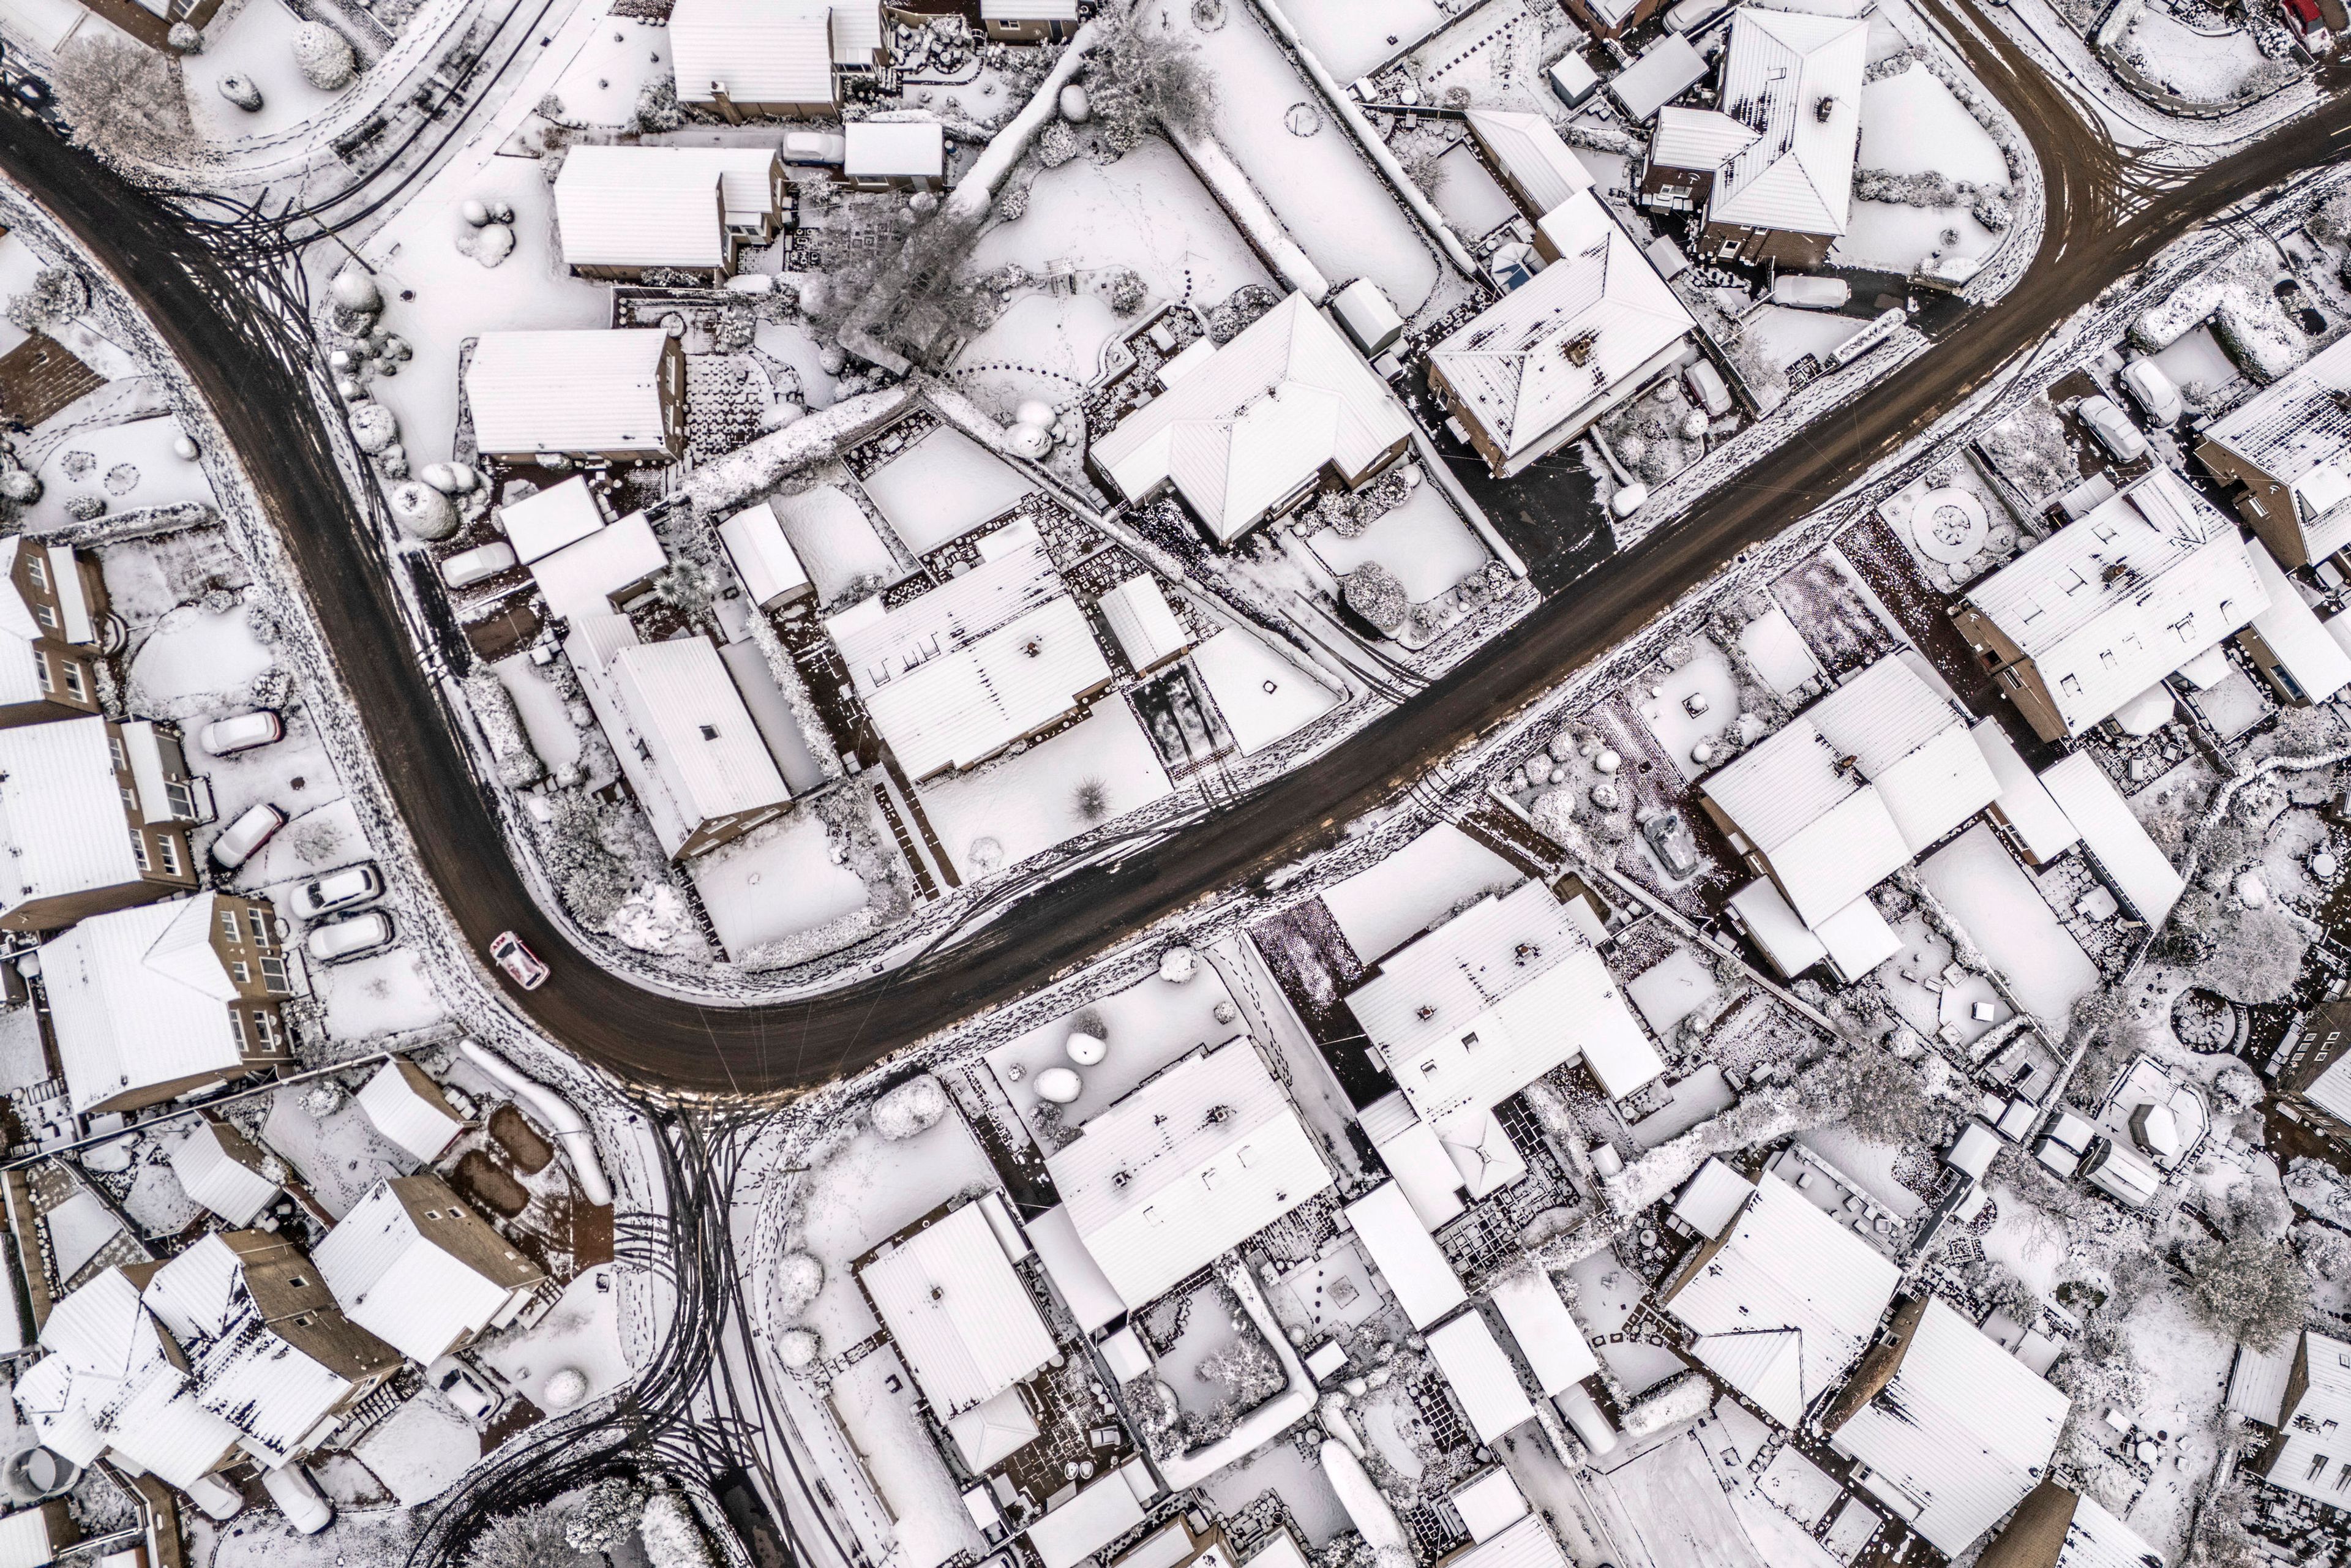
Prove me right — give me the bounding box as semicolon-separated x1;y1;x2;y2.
1814;95;1836;122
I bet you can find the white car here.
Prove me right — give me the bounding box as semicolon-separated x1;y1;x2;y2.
781;129;847;164
2077;395;2148;463
490;930;549;990
198;710;282;756
305;910;393;964
290;863;381;919
211;803;285;870
182;1473;244;1522
1770;274;1851;310
440;541;518;590
2120;359;2184;426
261;1465;333;1535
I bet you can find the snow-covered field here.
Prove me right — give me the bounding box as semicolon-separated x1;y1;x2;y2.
689;811;869;958
915;698;1175;882
2104;8;2278;107
1318;821;1515;964
1427;141;1518;242
477;1261;636;1414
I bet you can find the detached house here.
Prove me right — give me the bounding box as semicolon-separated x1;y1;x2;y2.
42;891;293;1115
0;715;210;932
2196;332;2351;568
0;538;116;729
2244;1329;2351;1507
668;0;888;118
310;1174;546;1365
465;329;686;467
553;146;790;283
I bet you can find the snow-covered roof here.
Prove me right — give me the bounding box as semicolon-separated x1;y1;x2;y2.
2036;753;2184;923
1669;1157;1756;1240
2225;1339;2293;1426
1708;9;1867;238
1649;107;1759;173
1448;1517;1569;1568
555;146;730;271
1091;293;1412;543
1813;892;1902;982
719;503;813;609
2244;538;2351;703
44;896;245;1116
1728;879;1829;979
947;1385;1039;1470
17;1269;239;1488
1703;654;1996;926
1342;1181;1466;1329
1022;1470;1148;1568
0;718;142;923
498;476;606;565
531;510;669;626
669;0;838;107
169;1120;280;1228
1431;192;1693;467
1450;1469;1529;1544
1024;1204;1122;1333
828;0;883;62
1828;1297;2069;1556
2201;333;2351;558
1347;882;1663;1127
980;0;1078;16
829;528;1111;780
1463;110;1594;216
355;1059;468;1166
572;625;792;857
2255;1331;2351;1506
310;1176;543;1365
1960;468;2266;736
1969;721;2079;864
2044;1487;2165;1568
1360;1091;1466;1229
1608;33;1707;122
857;1200;1056;1424
467;330;675;459
1661;1172;1898;1428
1426;1312;1536;1442
1044;1039;1332;1309
1095;574;1193;674
0;541;95;708
0;1506;60;1568
844;121;945;179
1489;1269;1595;1396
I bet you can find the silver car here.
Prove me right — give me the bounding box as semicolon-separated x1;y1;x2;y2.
2077;395;2148;463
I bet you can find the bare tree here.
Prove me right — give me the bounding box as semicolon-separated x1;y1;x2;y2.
1086;10;1217;154
51;36;195;173
2184;1227;2310;1349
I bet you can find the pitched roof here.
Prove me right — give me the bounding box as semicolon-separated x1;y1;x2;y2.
44;896;245;1116
2257;1331;2351;1506
310;1176;542;1364
669;0;838;106
1649;107;1760;173
2202;332;2351;558
2244;536;2351;702
17;1268;241;1488
857;1201;1056;1420
1489;1268;1597;1396
1829;1297;2070;1555
467;330;674;457
1961;468;2267;735
1044;1039;1333;1309
1660;1172;1899;1427
169;1120;282;1228
1430;192;1693;465
2037;753;2184;924
1343;1180;1466;1329
1709;10;1869;237
555;146;729;270
0;718;140;922
1092;293;1412;542
1464;110;1594;215
601;632;793;851
1426;1311;1537;1441
354;1059;468;1166
1096;574;1193;673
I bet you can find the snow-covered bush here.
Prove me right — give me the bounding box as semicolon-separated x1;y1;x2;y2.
1160;945;1198;983
871;1074;949;1139
464;1509;572;1568
1037;117;1079;168
167;21;201;52
639;1493;715;1568
539;792;635;922
1970;190;2011;231
1106;268;1146;316
775;1251;824;1313
293;23;358;92
1976;394;2074;501
6;268;87;336
464;670;546;788
388;479;458;540
1083;10;1216;154
1343;561;1408;634
51;35;195;170
1060;83;1090;122
458;223;516;269
62;495;104;522
634;77;683;133
777;1327;820;1369
348;401;398;454
1205;283;1279;345
1073;776;1111;822
996;181;1030;222
565;1477;647;1554
2183;1226;2308;1348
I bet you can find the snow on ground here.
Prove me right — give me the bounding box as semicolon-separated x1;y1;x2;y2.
1283;0;1447;81
984;963;1242;1140
20;415;216;535
493;652;587;776
791;1113;999;1352
1918;824;2100;1027
1834;199;2001;276
351;1392;479;1507
1190;627;1341;755
185;0;354;144
309;946;450;1041
827;1348;988;1568
1627;946;1718;1038
1736;606;1824;700
916;699;1175;881
688;811;869;958
958;137;1272;405
242;797;367;891
1856;61;2007;183
1796;1123;1925;1218
857;427;1033;555
1319;822;1517;964
1400;0;1567;119
2106;9;2275;107
1597;1432;1769;1568
2147;323;2240;404
1305;478;1492;601
757;316;844;411
262;1083;415;1216
478;1262;635;1412
1740;306;1865;378
1428;141;1518;241
1198;1431;1352;1545
772;482;900;602
123;598;273;715
1635;638;1741;782
541;18;672;130
0;0;122;52
2107;1286;2233;1554
1566;1244;1689;1394
0;231;49;358
1171;4;1444;314
1982;1182;2073;1298
0;1005;44;1094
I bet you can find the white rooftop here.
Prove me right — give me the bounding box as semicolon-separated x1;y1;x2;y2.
1969;721;2078;864
844;121;945;179
1426;1311;1537;1442
1464;109;1594;216
1608;33;1706;122
2251;1331;2351;1507
0;718;143;924
498;476;606;565
2037;752;2184;923
310;1178;539;1365
1709;9;1869;238
857;1201;1055;1426
2244;537;2351;703
532;510;668;626
1649;107;1759;173
1488;1268;1596;1396
1343;1181;1466;1329
555;146;730;271
467;331;675;458
354;1059;468;1166
45;896;245;1116
719;503;814;609
669;0;837;107
2202;332;2351;560
169;1120;280;1228
1095;574;1193;673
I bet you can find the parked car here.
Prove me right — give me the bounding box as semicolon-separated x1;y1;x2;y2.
1664;0;1730;30
261;1465;333;1535
198;710;282;756
1643;811;1700;879
780;129;847;164
2119;359;2183;426
429;1357;501;1423
2077;394;2148;463
1770;274;1851;310
290;863;383;919
211;803;285;870
183;1474;243;1523
305;910;394;964
1684;359;1733;418
490;930;549;990
440;541;519;590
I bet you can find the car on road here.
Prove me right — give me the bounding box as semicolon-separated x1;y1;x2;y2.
304;910;394;964
2076;395;2148;463
1643;811;1701;879
199;710;282;756
2119;359;2183;427
289;863;383;919
428;1357;501;1423
490;931;549;990
211;803;285;870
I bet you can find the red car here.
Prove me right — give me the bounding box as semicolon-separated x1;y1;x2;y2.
489;931;549;990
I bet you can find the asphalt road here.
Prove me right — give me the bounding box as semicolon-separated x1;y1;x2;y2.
4;16;2350;1097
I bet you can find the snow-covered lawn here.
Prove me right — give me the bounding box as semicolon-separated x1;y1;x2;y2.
857;426;1033;555
1834;200;2001;276
1198;1430;1352;1545
186;0;354;144
1739;304;1865;381
956;137;1272;405
20;415;216;534
0;231;50;359
772;482;900;602
984;964;1244;1141
541;18;672;130
310;946;451;1041
1427;141;1518;241
1189;627;1341;755
2106;9;2278;107
263;1081;416;1216
352;1393;479;1507
1283;0;1448;81
915;698;1174;881
1398;0;1565;119
122;598;273;715
790;1114;999;1352
1172;4;1444;315
1736;606;1824;700
1918;824;2101;1027
477;1262;636;1414
1635;638;1741;782
2107;1288;2234;1555
1305;476;1492;601
1856;62;2007;184
1319;822;1517;964
688;811;869;958
1627;946;1717;1037
2145;324;2240;405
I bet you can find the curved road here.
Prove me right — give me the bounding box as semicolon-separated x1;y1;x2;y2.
3;13;2348;1095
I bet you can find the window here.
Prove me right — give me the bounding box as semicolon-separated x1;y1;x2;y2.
220;909;240;942
156;836;181;877
129;831;149;872
31;602;53;629
261;955;289;994
164;780;195;820
2311;1454;2330;1482
252;1010;279;1049
24;553;45;591
248;909;268;946
231;961;250;985
32;652;49;694
108;735;124;770
59;662;83;700
228;1008;246;1048
119;786;135;815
